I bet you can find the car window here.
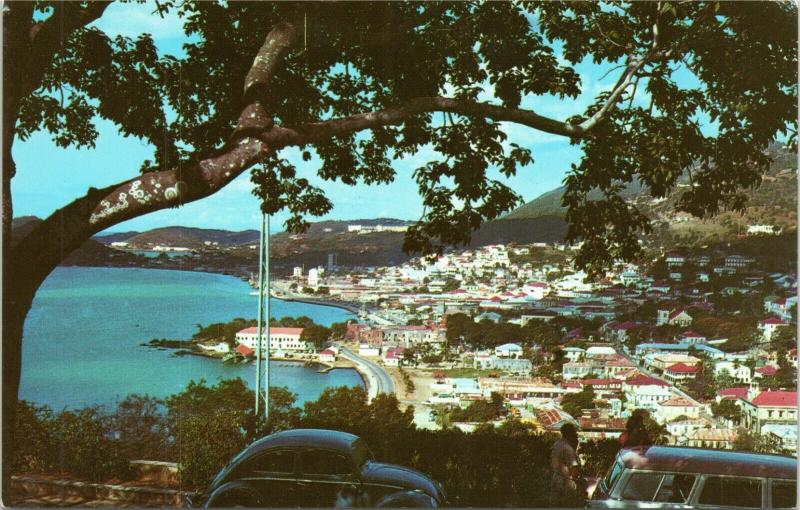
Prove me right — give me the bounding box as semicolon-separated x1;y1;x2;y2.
249;450;296;474
772;480;797;509
699;476;762;508
654;474;696;503
300;449;353;476
621;473;664;501
603;459;625;491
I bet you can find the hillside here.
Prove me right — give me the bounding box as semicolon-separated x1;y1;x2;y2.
12;217;146;267
502;144;797;248
117;226;261;248
93;231;140;244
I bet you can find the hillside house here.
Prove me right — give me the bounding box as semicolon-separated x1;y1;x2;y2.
623;375;672;411
656;309;693;327
495;343;523;358
688;428;738;450
655;396;701;423
738;391;798;434
758;317;788;342
663;363;700;383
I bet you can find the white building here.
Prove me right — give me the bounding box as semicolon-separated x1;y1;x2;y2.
738;391;798;434
757;317;788;342
235;327;312;353
747;224;781;235
494;343;523;358
308;268;320;288
655;396;701;423
623;375;673;411
522;281;549;300
293;266;303;278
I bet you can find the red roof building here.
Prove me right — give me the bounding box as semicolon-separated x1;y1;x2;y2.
235;344;255;357
755;365;778;377
625;374;669;387
750;391;798;408
717;387;748;401
666;362;700;374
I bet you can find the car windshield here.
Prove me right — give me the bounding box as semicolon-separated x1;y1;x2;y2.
603;458;624;491
352;438;374;468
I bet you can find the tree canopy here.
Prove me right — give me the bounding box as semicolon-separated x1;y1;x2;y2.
3;1;797;498
7;2;797;272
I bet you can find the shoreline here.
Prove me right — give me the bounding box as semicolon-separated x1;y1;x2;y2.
62;264;364;317
277;295;361;315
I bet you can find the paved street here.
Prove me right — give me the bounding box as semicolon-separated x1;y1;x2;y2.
339;346;395;399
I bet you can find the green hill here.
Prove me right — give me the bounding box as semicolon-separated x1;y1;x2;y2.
121;226;261;248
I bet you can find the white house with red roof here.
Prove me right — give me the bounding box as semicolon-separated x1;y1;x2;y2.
319;348;337;363
623;374;673;411
663;362;700;383
754;365;778;385
757;317;788;342
522;281;549;300
716;387;750;403
384;346;405;367
235;326;312;353
655;396;701;423
738;390;798;433
656;308;693;327
677;330;707;344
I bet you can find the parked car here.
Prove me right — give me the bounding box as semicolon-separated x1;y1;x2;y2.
192;429;448;508
590;446;797;509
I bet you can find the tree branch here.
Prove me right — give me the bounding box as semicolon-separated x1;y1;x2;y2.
13;18;297;268
22;2;112;99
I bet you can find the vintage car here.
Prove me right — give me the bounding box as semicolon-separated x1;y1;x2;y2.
590;445;797;509
193;428;448;507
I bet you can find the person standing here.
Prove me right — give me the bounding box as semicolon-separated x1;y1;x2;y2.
549;422;582;507
619;409;653;448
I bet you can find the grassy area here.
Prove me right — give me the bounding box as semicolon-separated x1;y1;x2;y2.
438;367;499;378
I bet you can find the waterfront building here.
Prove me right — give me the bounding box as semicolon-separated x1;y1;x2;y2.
235;326;313;353
319;348;337;363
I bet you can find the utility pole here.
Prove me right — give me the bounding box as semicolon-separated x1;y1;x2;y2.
255;213;266;415
264;215;271;423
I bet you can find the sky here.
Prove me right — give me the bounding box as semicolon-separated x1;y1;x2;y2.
12;2;642;234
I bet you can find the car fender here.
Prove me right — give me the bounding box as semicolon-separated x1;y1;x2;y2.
204;480;263;508
375;489;439;508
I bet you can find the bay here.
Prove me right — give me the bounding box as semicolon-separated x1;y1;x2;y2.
19;267;362;411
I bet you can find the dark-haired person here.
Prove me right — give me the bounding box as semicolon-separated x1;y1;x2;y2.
549;422;582;507
619;409;653;448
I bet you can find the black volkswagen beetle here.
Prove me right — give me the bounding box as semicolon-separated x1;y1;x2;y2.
193;429;448;507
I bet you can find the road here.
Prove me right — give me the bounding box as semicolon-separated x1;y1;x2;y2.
339;346;395;401
613;342;709;414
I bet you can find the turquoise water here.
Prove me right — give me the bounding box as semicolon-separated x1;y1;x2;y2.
19;267;361;410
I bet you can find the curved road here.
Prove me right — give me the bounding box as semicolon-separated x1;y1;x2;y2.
339;346;395;401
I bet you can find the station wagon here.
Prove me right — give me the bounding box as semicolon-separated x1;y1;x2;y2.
590;446;797;509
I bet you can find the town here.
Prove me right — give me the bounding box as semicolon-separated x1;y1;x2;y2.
221;235;798;456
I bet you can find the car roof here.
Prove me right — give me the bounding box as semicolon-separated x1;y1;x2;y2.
247;428;360;455
619;446;797;480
